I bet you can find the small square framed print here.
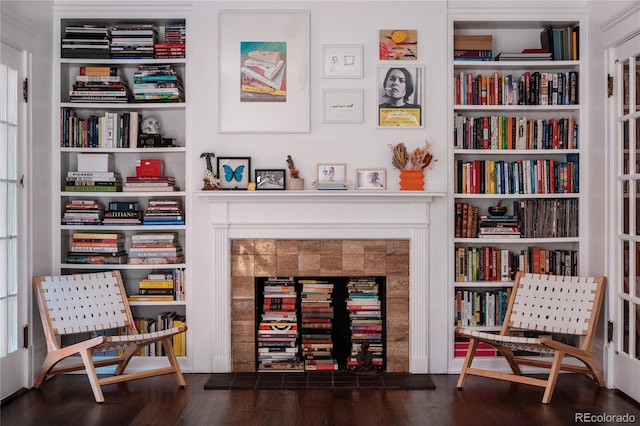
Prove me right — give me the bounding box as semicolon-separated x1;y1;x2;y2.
317;163;347;183
322;44;364;78
356;168;386;190
255;169;286;190
217;157;251;190
323;89;364;123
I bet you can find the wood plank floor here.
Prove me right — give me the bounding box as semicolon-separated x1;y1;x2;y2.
1;373;639;426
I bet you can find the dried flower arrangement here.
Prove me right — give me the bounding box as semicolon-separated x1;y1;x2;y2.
286;155;300;178
389;140;436;170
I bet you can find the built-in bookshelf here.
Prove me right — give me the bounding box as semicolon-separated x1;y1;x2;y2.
449;14;586;373
53;14;189;369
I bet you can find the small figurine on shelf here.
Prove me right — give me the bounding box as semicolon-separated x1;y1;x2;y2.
352;341;377;375
286;154;304;190
200;152;221;190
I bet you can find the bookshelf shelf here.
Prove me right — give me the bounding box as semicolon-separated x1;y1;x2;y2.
54;12;190;367
449;13;586;372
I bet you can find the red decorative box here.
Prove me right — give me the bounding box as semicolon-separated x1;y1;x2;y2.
136;159;163;177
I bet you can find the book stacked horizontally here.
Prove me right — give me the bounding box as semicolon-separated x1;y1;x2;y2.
241;50;286;100
154;23;185;58
495;49;552;61
346;278;383;371
61;24;110;59
132;64;184;102
61;199;104;225
69;66;130;103
110;24;156;59
124;175;177;193
65;171;123;192
257;277;303;372
102;200;143;225
453;34;492;61
300;279;337;371
143;199;184;225
128;232;184;265
65;232;128;264
478;214;521;238
128;271;181;302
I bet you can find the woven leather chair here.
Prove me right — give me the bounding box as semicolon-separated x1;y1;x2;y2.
33;271;187;402
455;272;606;403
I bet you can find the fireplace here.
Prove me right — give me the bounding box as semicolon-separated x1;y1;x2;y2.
233;241;403;372
196;191;443;373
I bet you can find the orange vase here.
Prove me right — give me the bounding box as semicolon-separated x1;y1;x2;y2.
399;169;424;191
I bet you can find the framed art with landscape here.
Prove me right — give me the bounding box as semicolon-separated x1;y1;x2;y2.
218;10;310;133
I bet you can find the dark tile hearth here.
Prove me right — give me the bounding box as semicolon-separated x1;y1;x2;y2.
203;372;436;390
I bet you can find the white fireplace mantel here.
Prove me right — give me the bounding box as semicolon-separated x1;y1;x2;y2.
195;190;446;373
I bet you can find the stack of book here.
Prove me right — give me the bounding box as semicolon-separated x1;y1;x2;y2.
129;270;182;302
124;175;177;193
69;66;130;103
109;24;156;59
102;200;142;226
315;181;349;190
154;23;185;58
453;34;492;61
64;171;122;192
61;199;104;225
61;24;110;59
257;278;303;372
478;214;521;239
346;278;383;371
65;232;127;264
241;50;286;100
132;64;184;102
495;49;552;61
143;199;184;225
128;232;184;265
300;279;337;371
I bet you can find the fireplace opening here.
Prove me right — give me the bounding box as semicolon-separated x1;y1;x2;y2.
254;276;386;372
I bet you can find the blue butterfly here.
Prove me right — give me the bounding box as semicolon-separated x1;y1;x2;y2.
223;164;245;182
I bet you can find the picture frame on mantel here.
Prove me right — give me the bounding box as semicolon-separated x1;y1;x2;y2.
217;157;251;190
218;10;311;133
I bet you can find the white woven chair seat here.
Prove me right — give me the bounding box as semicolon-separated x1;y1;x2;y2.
91;326;186;353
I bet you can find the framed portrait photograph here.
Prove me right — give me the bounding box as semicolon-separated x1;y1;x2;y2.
377;65;424;128
356;168;386;190
218;10;310;133
322;44;364;78
323;89;364;123
317;163;347;183
255;169;286;190
217;157;251;190
379;29;418;60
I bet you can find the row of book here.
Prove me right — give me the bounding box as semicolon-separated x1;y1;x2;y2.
300;280;337;371
454;288;511;327
61;23;185;60
455;199;579;240
62;199;183;226
455;71;579;106
64;231;184;265
346;278;383;371
454;156;579;195
134;311;186;356
257;278;302;372
453;115;579;151
60;107;144;148
64;173;180;193
455;246;580;282
128;269;185;302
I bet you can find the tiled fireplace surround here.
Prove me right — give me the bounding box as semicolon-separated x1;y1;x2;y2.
198;191;443;373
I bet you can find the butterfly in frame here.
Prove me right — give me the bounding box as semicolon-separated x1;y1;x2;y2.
222;164;245;182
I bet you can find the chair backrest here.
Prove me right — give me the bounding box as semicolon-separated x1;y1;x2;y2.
503;272;606;349
33;271;136;346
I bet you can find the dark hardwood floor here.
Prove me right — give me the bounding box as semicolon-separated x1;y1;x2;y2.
1;373;639;426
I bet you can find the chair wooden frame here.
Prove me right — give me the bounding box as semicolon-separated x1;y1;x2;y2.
33;271;187;403
455;272;606;404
